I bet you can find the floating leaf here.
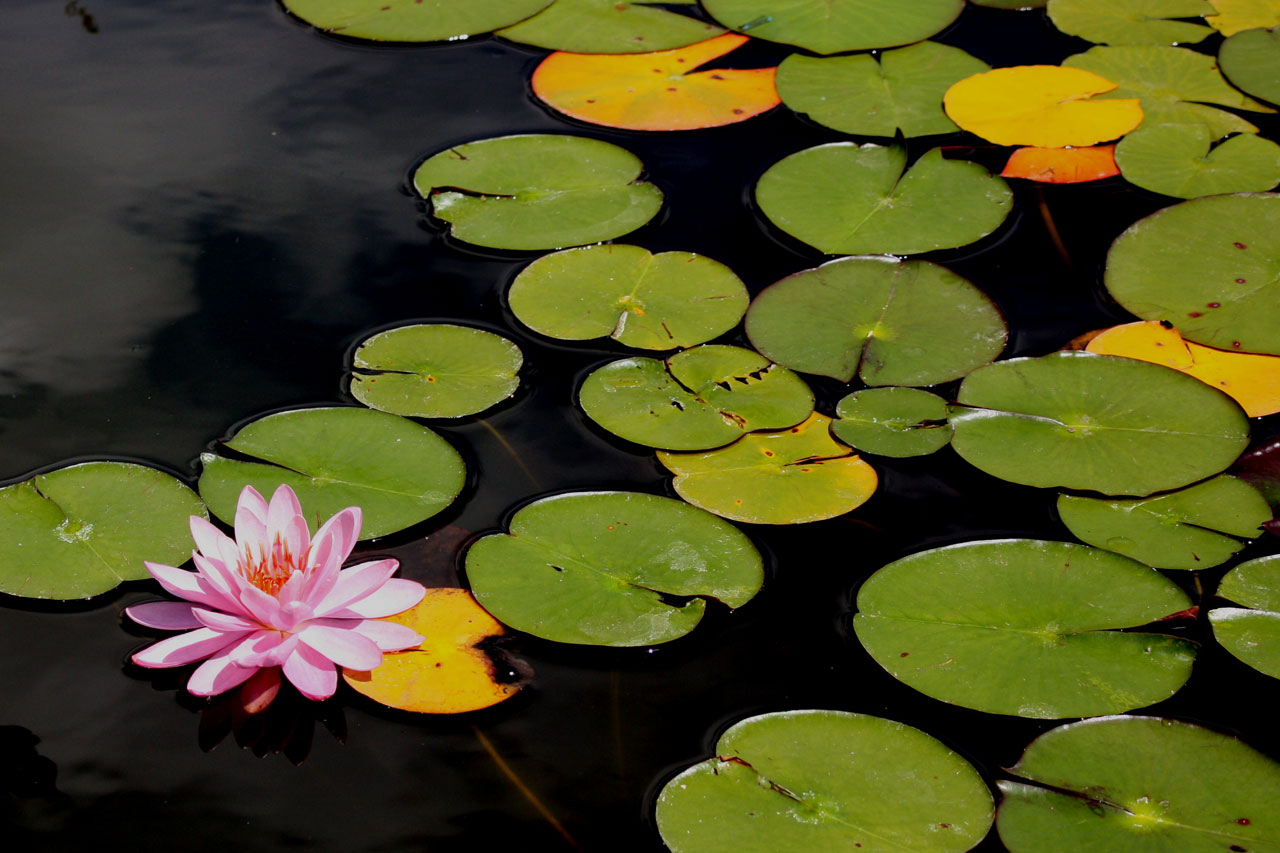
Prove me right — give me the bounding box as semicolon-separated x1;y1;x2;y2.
656;710;994;853
756;146;1013;256
1211;554;1280;678
972;0;1047;6
413;135;663;251
508;244;747;350
1046;0;1214;45
343;588;528;713
199;407;465;540
349;324;522;419
1002;145;1120;183
997;717;1280;852
855;540;1197;718
943;65;1144;147
280;0;551;41
1206;0;1280;34
832;387;954;458
1086;321;1280;416
1104;193;1280;355
1220;26;1280;106
497;0;723;54
0;462;205;600
658;413;878;524
465;491;762;646
1115;122;1280;197
950;352;1250;496
579;345;813;451
1058;475;1270;569
775;42;990;138
701;0;965;54
744;256;1007;385
531;35;777;132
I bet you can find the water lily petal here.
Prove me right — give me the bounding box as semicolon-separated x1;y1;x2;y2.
125;601;201;631
236;582;282;627
231;630;297;667
234;485;268;552
266;484;304;544
189;515;234;562
275;599;315;632
146;562;239;611
282;642;339;700
311;507;361;571
192;606;257;633
281;513;311;566
193;552;250;609
276;570;308;607
350;617;424;651
131;627;248;668
298;623;384;670
331;578;427;619
186;644;260;697
312;559;400;617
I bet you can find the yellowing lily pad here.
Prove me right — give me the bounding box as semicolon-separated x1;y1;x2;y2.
832;387;953;458
1046;0;1214;46
1002;145;1121;183
1115;122;1280;198
658;413;878;524
497;0;724;54
1210;554;1280;679
1207;0;1280;34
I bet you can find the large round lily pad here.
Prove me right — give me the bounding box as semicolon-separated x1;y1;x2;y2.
413;135;663;251
281;0;551;42
464;491;763;646
0;462;206;600
756;146;1012;256
658;413;878;524
1115;122;1280;198
199;407;465;540
950;352;1250;496
579;345;813;451
1220;26;1280;106
508;244;748;350
1046;0;1214;46
656;710;994;853
832;387;954;458
1211;554;1280;679
854;540;1197;718
744;257;1007;385
997;716;1280;852
349;324;522;419
1104;193;1280;355
700;0;965;55
776;42;990;138
1058;475;1271;569
496;0;724;54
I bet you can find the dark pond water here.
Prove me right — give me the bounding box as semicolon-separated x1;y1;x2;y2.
3;2;1279;850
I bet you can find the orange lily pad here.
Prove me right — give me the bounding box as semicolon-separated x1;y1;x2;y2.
1001;145;1120;183
343;588;528;714
531;33;779;131
1086;321;1280;416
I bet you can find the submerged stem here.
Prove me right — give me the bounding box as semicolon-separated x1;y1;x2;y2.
472;725;580;849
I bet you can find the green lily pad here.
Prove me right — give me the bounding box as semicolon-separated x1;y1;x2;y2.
0;462;206;600
971;0;1046;7
1064;45;1275;137
700;0;965;55
1220;26;1280;106
658;413;878;524
413;135;663;252
1046;0;1214;46
508;245;748;351
1058;475;1270;570
656;710;994;853
776;42;990;138
1104;192;1280;355
199;407;465;540
997;716;1280;852
744;257;1007;385
349;324;522;419
281;0;551;42
854;540;1197;718
832;387;953;458
950;352;1250;496
464;491;762;646
1210;554;1280;679
579;345;813;451
756;146;1013;256
496;0;723;53
1115;122;1280;197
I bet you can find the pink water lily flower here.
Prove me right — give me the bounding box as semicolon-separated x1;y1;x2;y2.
127;484;426;701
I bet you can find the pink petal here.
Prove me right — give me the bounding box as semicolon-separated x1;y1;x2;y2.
131;627;248;668
230;630;296;667
281;514;311;564
126;601;201;631
275;570;308;607
331;579;426;619
192;606;256;633
282;642;338;700
350;618;424;652
189;516;234;563
236;583;282;628
274;600;315;632
186;644;260;697
146;562;239;612
239;667;282;714
266;485;304;545
298;623;383;670
234;486;268;552
312;559;400;617
310;507;360;571
193;552;250;607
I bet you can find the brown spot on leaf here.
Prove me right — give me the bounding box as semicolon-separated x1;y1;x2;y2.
1188;311;1203;317
1235;242;1248;249
1208;301;1222;307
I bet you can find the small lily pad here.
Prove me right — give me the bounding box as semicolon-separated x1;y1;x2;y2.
497;0;723;54
658;413;878;524
1046;0;1214;46
349;324;522;419
997;716;1280;852
1220;26;1280;106
0;462;206;600
464;491;763;646
1002;145;1121;183
413;135;663;251
281;0;552;42
950;352;1250;496
508;244;747;350
776;42;990;138
1207;0;1280;36
832;387;954;458
199;407;465;540
1115;122;1280;198
1058;475;1271;569
756;145;1013;256
854;540;1197;718
1210;554;1280;679
579;345;814;451
656;710;994;853
744;256;1007;385
700;0;965;55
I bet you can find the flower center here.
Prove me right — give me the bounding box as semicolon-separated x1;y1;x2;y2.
241;534;307;597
